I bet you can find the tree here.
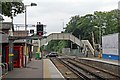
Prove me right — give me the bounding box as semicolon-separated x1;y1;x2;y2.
64;9;119;45
94;10;118;35
65;15;80;33
1;2;24;19
45;9;119;52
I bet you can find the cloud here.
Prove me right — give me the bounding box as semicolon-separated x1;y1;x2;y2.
3;0;119;35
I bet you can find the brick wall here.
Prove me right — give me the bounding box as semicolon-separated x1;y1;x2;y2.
13;31;29;37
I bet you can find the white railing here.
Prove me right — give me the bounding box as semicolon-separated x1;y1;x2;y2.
81;40;94;55
39;33;82;47
0;63;8;79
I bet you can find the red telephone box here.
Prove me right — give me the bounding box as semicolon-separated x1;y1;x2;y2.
5;46;24;68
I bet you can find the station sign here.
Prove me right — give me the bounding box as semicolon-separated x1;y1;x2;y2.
102;33;119;55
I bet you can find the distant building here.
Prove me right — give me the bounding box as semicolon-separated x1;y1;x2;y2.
0;22;14;36
0;22;14;44
118;1;120;10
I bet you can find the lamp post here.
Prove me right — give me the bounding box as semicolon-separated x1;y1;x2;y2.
8;7;15;71
25;3;37;31
24;3;37;67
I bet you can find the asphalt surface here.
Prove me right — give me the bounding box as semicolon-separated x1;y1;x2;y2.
2;59;43;79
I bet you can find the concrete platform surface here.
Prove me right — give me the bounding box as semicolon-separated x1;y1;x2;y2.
2;58;65;79
43;59;64;79
81;57;120;66
3;59;43;79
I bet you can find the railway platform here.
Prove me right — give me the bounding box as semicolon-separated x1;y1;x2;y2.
64;55;120;66
43;59;64;79
2;58;64;79
80;57;120;66
2;56;119;80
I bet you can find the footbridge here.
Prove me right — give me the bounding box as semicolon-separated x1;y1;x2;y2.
33;33;95;55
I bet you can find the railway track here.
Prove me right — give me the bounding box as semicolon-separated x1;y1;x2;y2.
67;58;120;79
74;58;120;78
50;57;80;79
50;57;120;80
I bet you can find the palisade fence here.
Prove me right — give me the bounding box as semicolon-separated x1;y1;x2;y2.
62;48;85;57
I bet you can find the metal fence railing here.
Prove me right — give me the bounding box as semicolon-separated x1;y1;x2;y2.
0;63;8;79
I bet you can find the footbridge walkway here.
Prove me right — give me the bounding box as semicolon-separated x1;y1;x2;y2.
33;33;94;56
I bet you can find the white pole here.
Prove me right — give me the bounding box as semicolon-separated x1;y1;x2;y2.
24;6;27;67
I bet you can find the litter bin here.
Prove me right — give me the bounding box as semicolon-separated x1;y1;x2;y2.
36;52;40;59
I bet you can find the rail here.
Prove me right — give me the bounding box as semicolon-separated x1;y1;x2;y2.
54;57;120;79
67;58;120;79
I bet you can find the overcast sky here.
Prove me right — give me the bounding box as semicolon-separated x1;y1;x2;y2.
3;0;119;35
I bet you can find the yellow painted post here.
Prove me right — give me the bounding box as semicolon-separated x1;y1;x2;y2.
36;39;41;59
27;47;28;55
24;46;26;55
24;44;27;67
37;46;40;52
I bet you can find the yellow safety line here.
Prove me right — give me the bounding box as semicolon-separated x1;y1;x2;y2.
43;59;51;80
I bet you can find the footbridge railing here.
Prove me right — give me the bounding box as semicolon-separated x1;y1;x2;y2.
33;33;94;55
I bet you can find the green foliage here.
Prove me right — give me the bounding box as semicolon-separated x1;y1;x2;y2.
65;9;119;44
46;9;119;52
46;40;66;53
1;2;24;18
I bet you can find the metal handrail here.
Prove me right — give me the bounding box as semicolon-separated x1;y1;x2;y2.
0;63;5;75
0;63;8;76
3;63;8;74
0;64;2;79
